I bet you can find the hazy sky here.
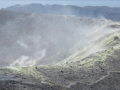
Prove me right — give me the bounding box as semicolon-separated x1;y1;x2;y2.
0;0;120;9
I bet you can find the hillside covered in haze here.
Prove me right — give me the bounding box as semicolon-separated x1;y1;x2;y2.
5;3;120;21
0;4;120;90
0;9;120;67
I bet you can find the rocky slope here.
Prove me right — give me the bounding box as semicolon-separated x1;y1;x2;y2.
0;28;120;90
0;9;120;90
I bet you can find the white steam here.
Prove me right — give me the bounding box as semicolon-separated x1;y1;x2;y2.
17;40;28;49
98;15;107;20
1;14;120;68
9;49;46;67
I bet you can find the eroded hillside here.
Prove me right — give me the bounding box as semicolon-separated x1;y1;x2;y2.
0;9;120;90
0;27;120;90
0;10;120;68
